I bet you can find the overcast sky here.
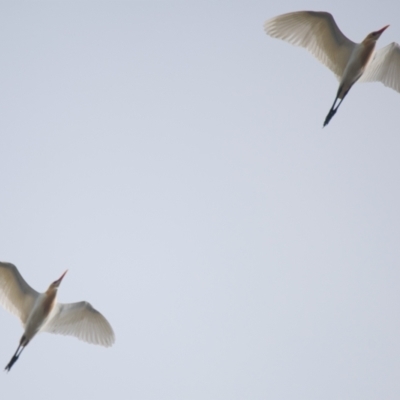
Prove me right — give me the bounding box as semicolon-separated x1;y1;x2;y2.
1;1;400;399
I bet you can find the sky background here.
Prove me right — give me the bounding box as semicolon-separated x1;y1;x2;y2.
1;1;400;399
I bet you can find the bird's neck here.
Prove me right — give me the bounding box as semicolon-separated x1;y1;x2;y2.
354;40;376;69
43;288;57;314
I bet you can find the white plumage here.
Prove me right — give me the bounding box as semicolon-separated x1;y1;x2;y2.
264;11;400;126
0;262;115;371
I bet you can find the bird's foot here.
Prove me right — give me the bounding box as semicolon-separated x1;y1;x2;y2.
323;108;337;127
4;355;19;372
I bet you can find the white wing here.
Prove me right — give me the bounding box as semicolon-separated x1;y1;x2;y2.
0;262;39;323
264;11;356;79
44;301;115;347
359;42;400;92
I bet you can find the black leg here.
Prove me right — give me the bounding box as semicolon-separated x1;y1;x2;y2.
323;97;344;127
5;345;24;372
323;108;337;127
324;96;338;127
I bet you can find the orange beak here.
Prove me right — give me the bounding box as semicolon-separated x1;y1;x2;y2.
376;25;389;34
55;269;68;285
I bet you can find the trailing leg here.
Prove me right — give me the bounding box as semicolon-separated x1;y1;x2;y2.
323;84;352;127
324;96;342;127
5;337;27;372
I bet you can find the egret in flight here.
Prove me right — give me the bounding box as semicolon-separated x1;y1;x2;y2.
264;11;400;126
0;262;115;372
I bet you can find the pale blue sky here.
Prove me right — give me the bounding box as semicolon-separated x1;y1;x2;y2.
1;1;400;399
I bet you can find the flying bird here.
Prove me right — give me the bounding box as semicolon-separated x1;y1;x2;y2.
0;262;115;372
264;11;400;126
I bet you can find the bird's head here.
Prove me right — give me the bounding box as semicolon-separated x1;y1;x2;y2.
49;270;68;290
364;25;389;43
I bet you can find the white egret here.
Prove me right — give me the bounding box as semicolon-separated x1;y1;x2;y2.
264;11;400;126
0;262;115;371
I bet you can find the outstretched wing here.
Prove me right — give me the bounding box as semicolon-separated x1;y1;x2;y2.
264;11;356;79
43;301;115;347
360;42;400;93
0;262;39;323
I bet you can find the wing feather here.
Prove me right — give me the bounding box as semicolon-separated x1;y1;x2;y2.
264;11;356;79
0;262;38;323
359;42;400;92
43;301;115;347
